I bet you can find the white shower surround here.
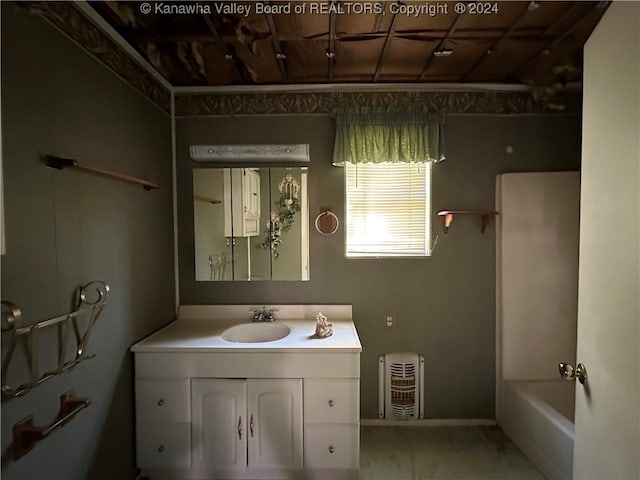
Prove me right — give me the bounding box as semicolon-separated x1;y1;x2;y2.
495;172;581;480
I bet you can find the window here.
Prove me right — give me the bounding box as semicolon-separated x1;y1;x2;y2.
345;162;431;257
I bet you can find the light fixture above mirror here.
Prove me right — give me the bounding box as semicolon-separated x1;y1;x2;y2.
190;144;310;164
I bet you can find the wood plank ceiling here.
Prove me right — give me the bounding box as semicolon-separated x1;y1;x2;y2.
90;1;608;88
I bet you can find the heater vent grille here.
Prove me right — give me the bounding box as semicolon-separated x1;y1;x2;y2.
379;353;424;420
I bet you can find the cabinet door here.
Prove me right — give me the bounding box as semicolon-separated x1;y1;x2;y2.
247;379;303;470
242;169;261;236
223;168;261;237
243;169;260;218
191;379;247;470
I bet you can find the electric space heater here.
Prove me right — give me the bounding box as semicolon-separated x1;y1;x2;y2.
378;352;425;419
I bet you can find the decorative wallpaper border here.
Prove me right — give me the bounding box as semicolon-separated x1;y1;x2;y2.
21;1;171;113
175;90;581;116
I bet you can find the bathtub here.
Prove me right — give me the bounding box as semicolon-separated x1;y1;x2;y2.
499;380;575;480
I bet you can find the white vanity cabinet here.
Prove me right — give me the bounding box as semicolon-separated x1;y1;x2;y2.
132;306;361;480
224;167;261;237
134;353;360;480
191;378;303;472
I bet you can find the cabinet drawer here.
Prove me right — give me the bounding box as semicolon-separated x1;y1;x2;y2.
304;379;359;424
304;425;359;469
136;423;190;468
135;378;189;422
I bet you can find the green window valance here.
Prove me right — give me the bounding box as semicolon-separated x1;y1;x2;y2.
332;107;445;166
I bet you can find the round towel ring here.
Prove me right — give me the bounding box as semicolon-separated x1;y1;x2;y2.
314;211;340;236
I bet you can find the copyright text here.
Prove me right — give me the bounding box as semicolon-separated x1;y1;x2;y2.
140;1;462;17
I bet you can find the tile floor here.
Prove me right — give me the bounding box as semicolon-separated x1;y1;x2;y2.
359;426;546;480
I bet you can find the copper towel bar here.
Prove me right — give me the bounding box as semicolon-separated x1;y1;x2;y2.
44;155;159;190
12;389;91;460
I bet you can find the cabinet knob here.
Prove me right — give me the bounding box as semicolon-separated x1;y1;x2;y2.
158;445;165;453
157;399;165;407
328;446;335;454
328;399;335;407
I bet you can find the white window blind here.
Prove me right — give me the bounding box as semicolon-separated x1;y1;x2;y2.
345;162;431;257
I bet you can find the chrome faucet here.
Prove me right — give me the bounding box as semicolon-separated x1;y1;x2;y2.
251;306;275;322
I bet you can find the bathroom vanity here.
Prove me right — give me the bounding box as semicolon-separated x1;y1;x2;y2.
131;305;361;480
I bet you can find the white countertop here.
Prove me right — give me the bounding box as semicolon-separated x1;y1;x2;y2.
131;304;362;353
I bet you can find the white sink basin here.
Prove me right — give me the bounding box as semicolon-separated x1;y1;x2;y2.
221;322;291;343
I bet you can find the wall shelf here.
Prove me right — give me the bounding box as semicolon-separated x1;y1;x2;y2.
194;194;221;205
436;210;499;234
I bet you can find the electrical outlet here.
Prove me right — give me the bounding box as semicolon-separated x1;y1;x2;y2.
385;314;394;328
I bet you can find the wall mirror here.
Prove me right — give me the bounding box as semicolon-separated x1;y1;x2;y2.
193;167;309;281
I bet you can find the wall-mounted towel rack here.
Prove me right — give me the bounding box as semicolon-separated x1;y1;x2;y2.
1;281;109;397
314;208;340;236
43;155;159;190
13;389;91;460
437;210;499;234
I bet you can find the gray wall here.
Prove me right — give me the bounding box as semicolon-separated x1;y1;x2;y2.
1;6;174;480
177;113;581;419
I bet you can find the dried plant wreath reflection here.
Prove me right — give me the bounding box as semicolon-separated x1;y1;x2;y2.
259;173;301;259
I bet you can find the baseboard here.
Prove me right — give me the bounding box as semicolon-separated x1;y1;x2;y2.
360;418;497;427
